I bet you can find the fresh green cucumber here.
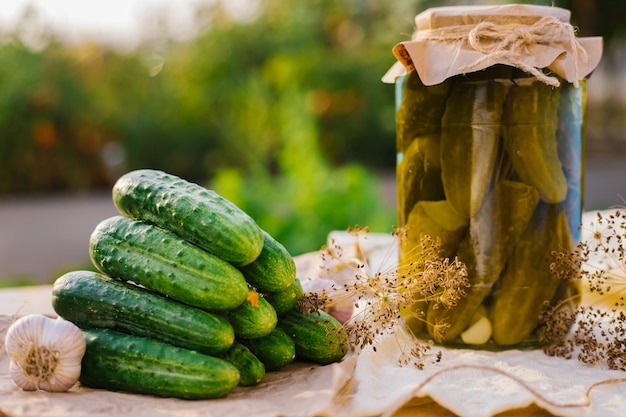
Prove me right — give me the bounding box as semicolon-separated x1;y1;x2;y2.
278;309;349;365
52;270;235;355
263;278;304;316
89;215;248;311
223;289;278;339
238;230;296;292
80;328;240;399
240;327;296;371
219;341;265;386
112;169;263;266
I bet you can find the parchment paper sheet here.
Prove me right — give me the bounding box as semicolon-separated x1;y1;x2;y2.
1;211;625;417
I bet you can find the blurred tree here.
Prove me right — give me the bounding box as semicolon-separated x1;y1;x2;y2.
0;40;110;193
1;0;422;252
562;0;626;41
211;86;393;255
183;0;413;251
167;0;425;174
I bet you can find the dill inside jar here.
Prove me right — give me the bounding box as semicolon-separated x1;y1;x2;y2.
384;4;602;349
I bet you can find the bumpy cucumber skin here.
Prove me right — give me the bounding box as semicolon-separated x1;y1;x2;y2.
80;329;240;399
112;169;263;266
224;289;278;339
52;270;235;355
240;327;296;371
89;215;248;311
219;341;265;386
278;309;349;365
263;278;303;316
239;230;296;292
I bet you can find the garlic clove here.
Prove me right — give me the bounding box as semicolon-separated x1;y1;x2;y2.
5;314;86;392
9;360;38;391
460;316;493;345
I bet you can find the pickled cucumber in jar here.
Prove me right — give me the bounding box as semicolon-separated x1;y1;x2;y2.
396;70;450;224
440;65;512;219
502;73;568;204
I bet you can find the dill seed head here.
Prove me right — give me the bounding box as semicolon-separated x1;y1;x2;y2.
397;339;440;370
299;226;469;368
540;209;626;370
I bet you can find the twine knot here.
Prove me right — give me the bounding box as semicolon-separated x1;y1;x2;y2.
417;15;589;87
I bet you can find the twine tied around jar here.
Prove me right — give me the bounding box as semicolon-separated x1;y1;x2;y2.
415;15;589;87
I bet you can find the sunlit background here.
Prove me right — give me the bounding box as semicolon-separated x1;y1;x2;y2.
1;0;625;286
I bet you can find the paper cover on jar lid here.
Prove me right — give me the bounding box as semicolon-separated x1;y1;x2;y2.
382;4;603;86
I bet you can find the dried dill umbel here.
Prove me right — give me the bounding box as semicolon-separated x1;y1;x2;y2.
540;209;626;371
298;226;467;368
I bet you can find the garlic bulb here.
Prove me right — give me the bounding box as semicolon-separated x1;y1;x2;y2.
4;314;86;392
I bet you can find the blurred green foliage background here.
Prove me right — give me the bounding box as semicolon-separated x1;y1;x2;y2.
1;0;624;259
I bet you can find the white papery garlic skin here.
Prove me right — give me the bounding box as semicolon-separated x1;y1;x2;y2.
4;314;86;392
300;277;354;323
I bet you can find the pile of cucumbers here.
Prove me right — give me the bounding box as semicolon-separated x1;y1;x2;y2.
51;169;349;399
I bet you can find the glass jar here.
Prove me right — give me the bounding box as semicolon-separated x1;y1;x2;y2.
385;5;602;349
